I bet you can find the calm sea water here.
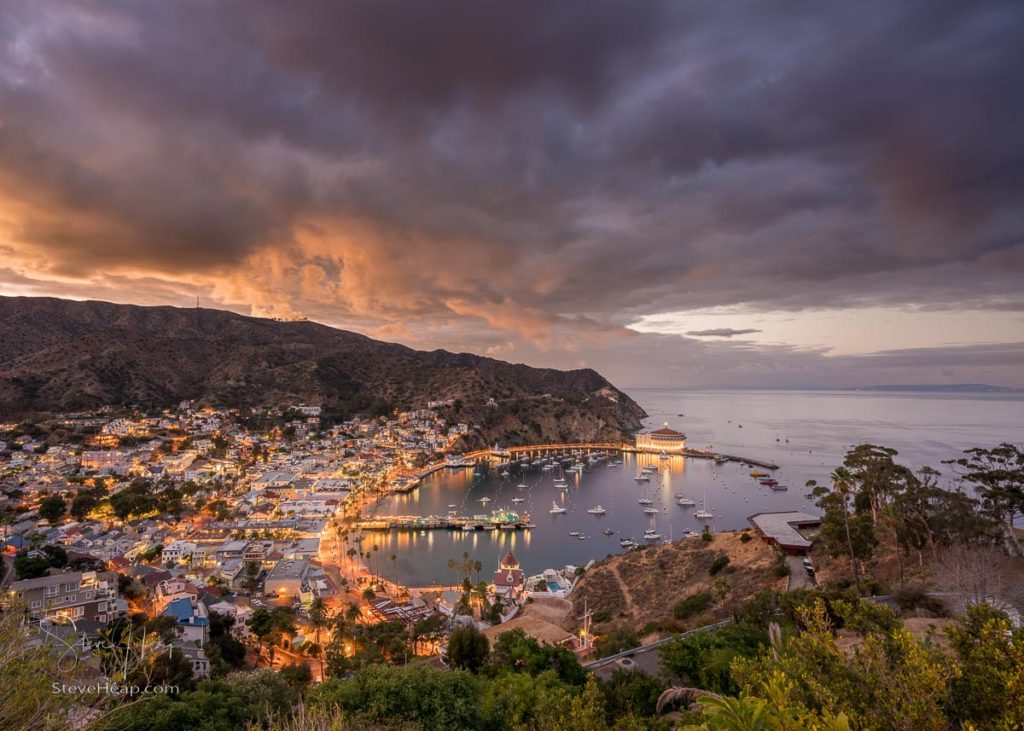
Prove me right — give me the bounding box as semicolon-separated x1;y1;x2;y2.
369;389;1024;586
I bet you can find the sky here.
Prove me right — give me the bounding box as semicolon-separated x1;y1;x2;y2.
0;1;1022;389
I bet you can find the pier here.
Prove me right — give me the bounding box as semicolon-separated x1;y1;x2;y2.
459;443;779;470
356;511;532;532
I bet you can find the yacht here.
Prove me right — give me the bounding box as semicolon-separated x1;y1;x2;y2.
637;497;653;505
603;528;615;536
500;470;510;478
479;496;491;504
642;506;659;514
619;537;636;548
770;483;789;491
553;478;569;488
448;504;457;509
586;505;607;515
676;495;696;506
511;497;525;504
516;482;528;489
576;534;587;540
569;531;581;537
694;505;714;519
549;502;567;515
644;529;662;541
633;474;650;482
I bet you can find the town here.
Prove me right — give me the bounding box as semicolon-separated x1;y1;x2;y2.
0;401;595;687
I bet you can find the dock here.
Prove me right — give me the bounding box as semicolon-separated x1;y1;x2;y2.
356;511;532;532
455;443;779;470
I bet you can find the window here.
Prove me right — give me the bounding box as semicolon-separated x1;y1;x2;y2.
64;582;79;593
66;595;76;603
72;606;84;618
45;586;59;596
30;600;41;609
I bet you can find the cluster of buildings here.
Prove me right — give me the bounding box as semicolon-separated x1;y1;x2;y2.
0;402;478;680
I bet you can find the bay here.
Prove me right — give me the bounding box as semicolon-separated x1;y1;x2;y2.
368;389;1024;587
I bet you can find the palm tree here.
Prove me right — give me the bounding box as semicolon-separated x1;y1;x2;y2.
307;598;329;679
390;554;398;588
831;467;862;595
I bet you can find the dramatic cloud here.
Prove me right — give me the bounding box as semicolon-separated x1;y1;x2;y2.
686;329;762;338
0;1;1021;385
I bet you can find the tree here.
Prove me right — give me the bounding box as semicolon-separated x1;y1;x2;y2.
13;555;49;580
240;560;262;595
69;491;98;521
594;627;640;658
308;597;330;679
809;467;876;594
447;624;489;673
37;494;66;524
732;599;953;730
948;443;1024;556
945;603;1024;729
247;607;276;659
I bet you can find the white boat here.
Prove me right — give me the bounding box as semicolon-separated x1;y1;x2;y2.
553;479;569;488
637;498;653;505
549;502;567;515
770;484;789;491
569;531;581;537
603;528;615;535
500;470;510;478
479;496;491;504
642;507;659;514
576;534;587;540
633;474;650;482
659;451;669;460
695;487;714;518
511;497;525;504
644;529;662;541
448;504;457;509
619;537;636;548
586;505;606;515
516;482;528;489
676;496;695;506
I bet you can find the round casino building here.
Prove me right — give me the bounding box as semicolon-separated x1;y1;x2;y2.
635;424;687;454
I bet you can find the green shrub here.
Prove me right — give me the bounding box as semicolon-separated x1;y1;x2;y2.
701;525;713;543
673;591;713;620
592;610;612;624
739;532;752;543
709;555;731;576
773;561;790;578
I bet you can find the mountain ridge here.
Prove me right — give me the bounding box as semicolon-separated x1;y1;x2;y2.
0;296;647;445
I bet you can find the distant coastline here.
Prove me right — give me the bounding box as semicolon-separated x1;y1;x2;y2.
626;384;1023;394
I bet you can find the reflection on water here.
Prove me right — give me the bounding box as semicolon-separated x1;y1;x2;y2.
366;389;1024;586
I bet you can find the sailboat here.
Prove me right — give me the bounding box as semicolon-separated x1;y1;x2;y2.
549;501;567;515
693;484;714;519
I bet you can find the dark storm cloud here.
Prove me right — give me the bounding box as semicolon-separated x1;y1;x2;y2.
686;329;761;338
0;0;1022;378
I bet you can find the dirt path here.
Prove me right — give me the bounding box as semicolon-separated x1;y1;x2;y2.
608;562;638;615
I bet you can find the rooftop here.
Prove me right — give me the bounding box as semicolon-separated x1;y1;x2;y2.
748;511;822;550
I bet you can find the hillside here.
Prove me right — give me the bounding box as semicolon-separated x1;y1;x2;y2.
0;297;646;444
572;531;786;639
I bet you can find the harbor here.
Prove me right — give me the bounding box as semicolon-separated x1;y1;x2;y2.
366;447;811;586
